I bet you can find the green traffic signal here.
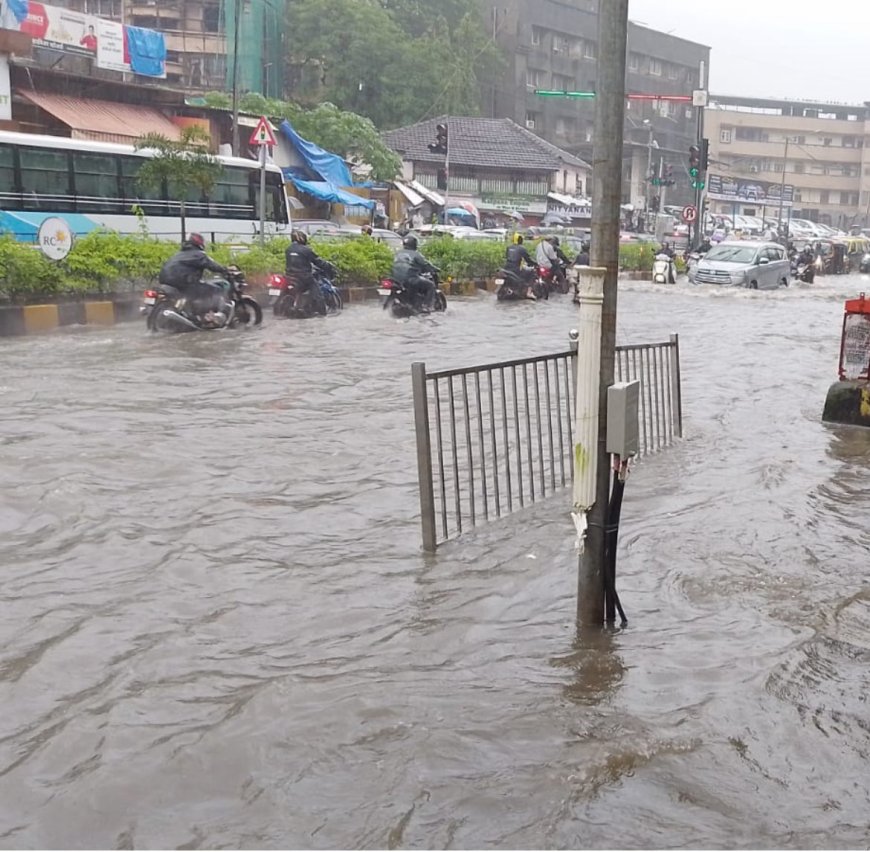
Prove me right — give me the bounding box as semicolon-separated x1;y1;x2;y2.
689;166;699;178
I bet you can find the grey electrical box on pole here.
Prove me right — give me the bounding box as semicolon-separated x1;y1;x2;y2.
606;381;640;458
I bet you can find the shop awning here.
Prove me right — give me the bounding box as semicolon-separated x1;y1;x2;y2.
393;181;425;208
409;180;444;207
285;174;375;209
548;191;591;209
0;211;99;241
18;91;182;144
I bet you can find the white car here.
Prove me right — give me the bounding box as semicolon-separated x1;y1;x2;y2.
691;241;790;290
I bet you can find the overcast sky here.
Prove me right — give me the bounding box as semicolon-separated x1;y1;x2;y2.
628;0;870;104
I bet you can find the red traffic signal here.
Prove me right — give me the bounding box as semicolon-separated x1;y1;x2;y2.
428;123;449;156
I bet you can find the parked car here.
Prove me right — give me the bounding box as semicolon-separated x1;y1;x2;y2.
690;241;790;290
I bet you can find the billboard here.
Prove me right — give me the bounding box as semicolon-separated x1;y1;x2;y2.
707;173;794;208
9;1;164;77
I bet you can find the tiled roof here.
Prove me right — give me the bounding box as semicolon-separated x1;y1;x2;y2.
383;116;590;172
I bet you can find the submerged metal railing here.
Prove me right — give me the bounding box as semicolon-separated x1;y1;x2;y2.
412;334;682;551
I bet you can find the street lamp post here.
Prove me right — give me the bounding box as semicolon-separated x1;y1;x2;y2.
231;0;244;157
777;136;790;236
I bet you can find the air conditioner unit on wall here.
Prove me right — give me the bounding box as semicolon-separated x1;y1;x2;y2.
526;119;536;129
749;166;759;173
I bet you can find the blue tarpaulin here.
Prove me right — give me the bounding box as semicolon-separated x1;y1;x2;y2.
7;0;28;23
0;211;98;241
126;26;167;78
284;174;375;210
279;120;354;187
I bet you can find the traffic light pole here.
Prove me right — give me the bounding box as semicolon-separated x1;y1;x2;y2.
443;116;450;226
576;0;628;628
692;61;707;249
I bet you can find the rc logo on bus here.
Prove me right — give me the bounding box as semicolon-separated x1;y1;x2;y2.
37;217;73;261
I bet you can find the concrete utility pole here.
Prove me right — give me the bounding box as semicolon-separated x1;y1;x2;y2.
231;0;243;157
577;0;628;627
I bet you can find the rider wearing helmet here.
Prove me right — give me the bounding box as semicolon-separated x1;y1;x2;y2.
158;232;230;318
285;230;335;308
504;234;537;299
391;234;439;308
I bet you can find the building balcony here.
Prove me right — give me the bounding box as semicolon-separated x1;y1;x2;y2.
715;139;864;162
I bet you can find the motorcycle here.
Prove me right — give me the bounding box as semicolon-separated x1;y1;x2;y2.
859;252;870;273
270;265;343;319
652;253;675;285
537;263;570;295
142;268;262;332
791;260;815;283
494;268;548;302
378;272;447;318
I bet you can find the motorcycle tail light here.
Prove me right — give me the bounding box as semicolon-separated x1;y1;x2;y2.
380;279;393;288
270;274;286;287
144;289;157;298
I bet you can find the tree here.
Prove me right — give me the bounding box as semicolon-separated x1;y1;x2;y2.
203;92;402;181
135;126;223;242
285;0;503;129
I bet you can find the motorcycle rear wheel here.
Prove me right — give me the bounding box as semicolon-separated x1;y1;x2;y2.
434;291;447;312
148;298;176;332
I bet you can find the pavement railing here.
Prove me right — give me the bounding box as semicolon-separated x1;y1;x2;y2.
412;334;682;552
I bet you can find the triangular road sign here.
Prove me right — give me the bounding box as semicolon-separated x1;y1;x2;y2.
249;116;277;147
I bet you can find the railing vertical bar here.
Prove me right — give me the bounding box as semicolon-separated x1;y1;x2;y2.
564;355;574;477
511;365;525;507
645;346;656;454
447;375;462;535
488;370;501;518
411;363;437;552
529;362;544;499
670;333;683;438
663;344;674;445
432;377;448;541
633;349;648;455
462;374;476;526
500;368;513;513
651;345;662;452
474;372;489;521
543;359;556;492
553;357;566;487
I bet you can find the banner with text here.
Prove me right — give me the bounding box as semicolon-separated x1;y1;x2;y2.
11;1;163;77
707;173;794;208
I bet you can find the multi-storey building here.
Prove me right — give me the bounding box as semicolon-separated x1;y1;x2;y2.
478;0;710;207
18;0;281;94
705;95;870;229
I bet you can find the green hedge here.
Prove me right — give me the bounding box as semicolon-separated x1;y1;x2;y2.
0;232;396;302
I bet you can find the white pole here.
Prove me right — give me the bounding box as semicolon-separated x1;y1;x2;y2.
570;265;606;548
259;143;267;247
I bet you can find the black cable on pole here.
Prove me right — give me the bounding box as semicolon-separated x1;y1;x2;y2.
603;466;628;626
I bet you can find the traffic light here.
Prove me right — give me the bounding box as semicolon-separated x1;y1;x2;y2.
428;123;449;156
689;144;705;190
699;137;709;171
436;167;448;190
665;164;674;186
650;195;660;213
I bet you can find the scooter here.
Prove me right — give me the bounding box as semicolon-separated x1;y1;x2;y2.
270;266;343;318
652;253;675;285
494;269;548;301
378;272;447;318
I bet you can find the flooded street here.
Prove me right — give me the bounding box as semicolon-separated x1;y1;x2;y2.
1;277;869;849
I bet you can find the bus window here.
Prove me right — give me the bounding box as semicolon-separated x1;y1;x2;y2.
119;155;166;217
0;144;17;205
251;171;287;224
72;152;123;214
210;167;252;219
19;147;74;212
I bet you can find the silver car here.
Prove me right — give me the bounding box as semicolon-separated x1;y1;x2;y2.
691;241;790;290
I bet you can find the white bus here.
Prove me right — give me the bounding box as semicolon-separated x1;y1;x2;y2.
0;130;290;242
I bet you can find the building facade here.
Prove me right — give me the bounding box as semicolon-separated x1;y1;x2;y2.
705;95;870;228
478;0;710;208
20;0;281;95
384;116;592;225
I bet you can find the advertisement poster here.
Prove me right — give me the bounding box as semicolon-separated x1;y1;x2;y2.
21;2;97;58
96;18;129;73
707;173;795;208
7;1;165;77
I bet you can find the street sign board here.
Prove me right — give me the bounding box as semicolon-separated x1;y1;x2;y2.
249;116;277;147
692;89;708;107
681;205;698;223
